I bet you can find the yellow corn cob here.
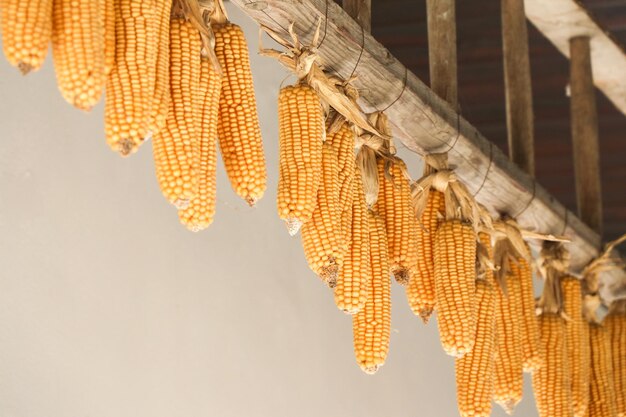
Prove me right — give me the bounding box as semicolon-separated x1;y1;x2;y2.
406;190;445;322
102;0;115;74
1;0;52;73
104;0;158;155
512;255;544;373
455;279;497;417
589;323;617;417
376;157;419;285
334;165;370;314
562;277;590;417
605;308;626;417
146;0;172;137
434;220;477;357
214;22;267;206
532;314;573;417
178;59;222;231
152;18;200;208
277;84;325;235
353;210;391;374
301;142;343;286
494;269;524;414
51;0;106;111
326;121;356;254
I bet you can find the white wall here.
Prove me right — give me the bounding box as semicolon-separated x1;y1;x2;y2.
0;5;539;417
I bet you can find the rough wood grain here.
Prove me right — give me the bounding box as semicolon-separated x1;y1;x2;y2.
524;0;626;116
570;36;603;236
502;0;535;176
342;0;371;33
426;0;457;107
229;0;619;281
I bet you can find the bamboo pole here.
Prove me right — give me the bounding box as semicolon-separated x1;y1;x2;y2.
426;0;457;108
501;0;535;176
342;0;371;33
570;36;603;237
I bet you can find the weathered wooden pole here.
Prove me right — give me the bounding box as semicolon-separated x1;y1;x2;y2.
501;0;535;176
342;0;371;32
570;36;603;236
426;0;457;108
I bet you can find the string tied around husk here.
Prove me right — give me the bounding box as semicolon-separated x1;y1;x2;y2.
536;241;570;316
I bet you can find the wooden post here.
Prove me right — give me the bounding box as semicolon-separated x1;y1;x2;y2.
570;36;603;236
342;0;371;32
501;0;535;176
426;0;457;108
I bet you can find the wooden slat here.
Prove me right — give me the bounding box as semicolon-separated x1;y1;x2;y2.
501;0;535;176
524;0;626;116
230;0;614;278
426;0;457;107
570;36;603;236
342;0;371;32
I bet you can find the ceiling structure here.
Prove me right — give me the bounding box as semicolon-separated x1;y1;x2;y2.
372;0;626;241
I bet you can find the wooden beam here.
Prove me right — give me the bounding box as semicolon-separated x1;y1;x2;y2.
342;0;371;33
502;0;535;176
426;0;457;107
524;0;626;116
570;36;603;237
231;0;612;276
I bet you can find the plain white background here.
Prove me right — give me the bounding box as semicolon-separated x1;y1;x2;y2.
0;4;540;417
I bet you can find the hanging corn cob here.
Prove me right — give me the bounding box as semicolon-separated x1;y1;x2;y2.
493;237;524;414
495;219;543;373
352;210;391;374
1;0;53;74
376;153;419;286
178;57;222;231
105;0;163;155
212;2;266;206
588;322;618;417
606;300;626;417
562;276;590;417
301;142;343;286
51;0;106;111
406;186;445;323
532;244;573;417
152;8;201;208
277;83;325;235
334;164;370;314
455;277;497;417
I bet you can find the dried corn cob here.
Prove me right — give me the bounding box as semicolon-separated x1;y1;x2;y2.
376;157;419;286
562;277;590;417
513;255;544;373
152;17;200;207
1;0;52;74
434;220;477;357
105;0;158;155
605;304;626;417
146;0;172;136
326;121;356;253
455;278;497;417
589;323;617;417
178;58;222;231
494;268;524;414
532;314;573;417
301;142;342;286
103;0;115;74
406;190;445;322
334;165;370;314
214;21;267;206
277;84;325;235
51;0;106;111
353;210;391;374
